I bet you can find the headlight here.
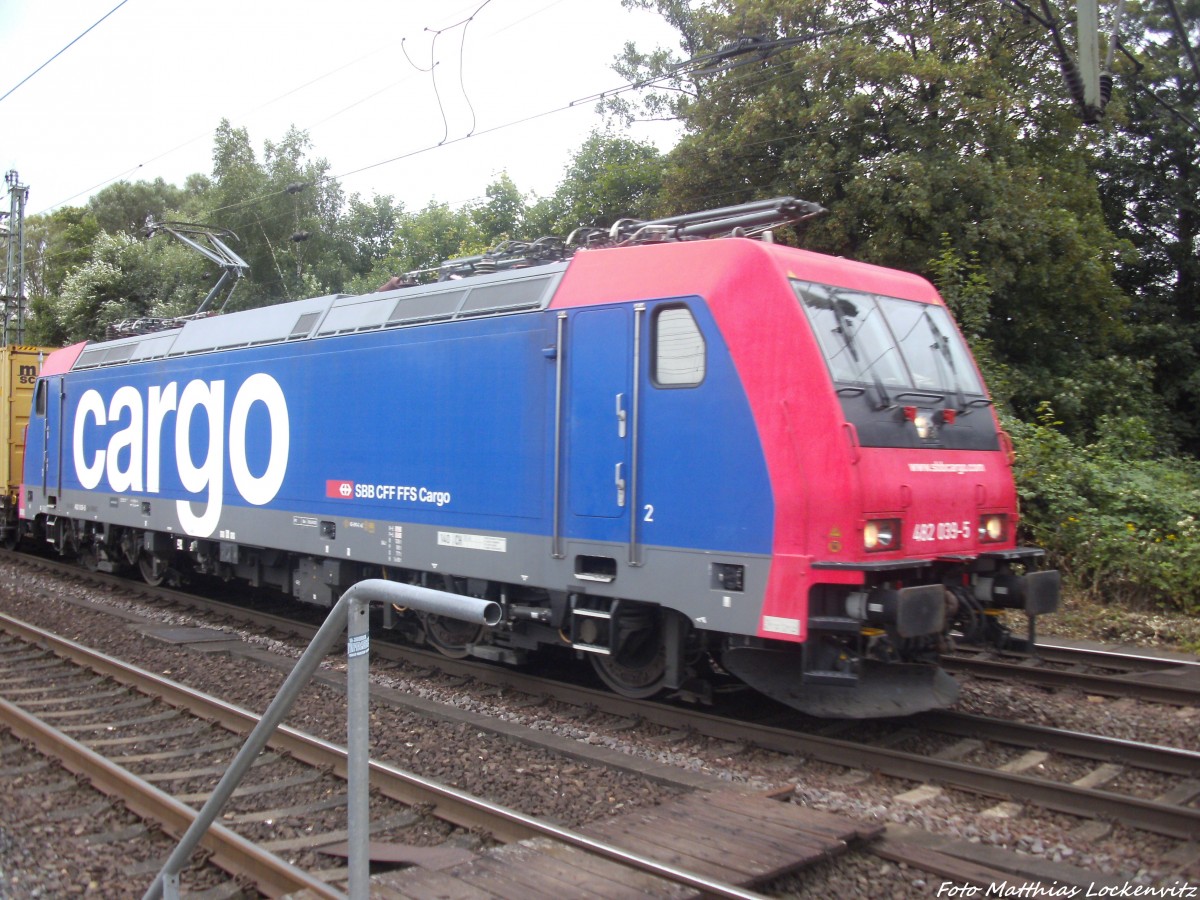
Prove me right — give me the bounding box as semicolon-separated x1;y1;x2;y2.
864;518;901;552
903;406;934;440
979;514;1008;543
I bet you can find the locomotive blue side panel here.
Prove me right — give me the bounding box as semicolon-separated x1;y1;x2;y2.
559;299;773;554
567;306;631;521
295;324;550;524
53;314;552;538
26;376;62;498
26;289;775;603
634;299;773;555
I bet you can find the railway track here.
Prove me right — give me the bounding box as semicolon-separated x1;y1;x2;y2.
0;614;476;896
423;669;1200;841
944;641;1200;706
7;551;1200;850
0;610;885;898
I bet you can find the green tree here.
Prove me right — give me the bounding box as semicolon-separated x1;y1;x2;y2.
23;206;100;313
526;130;665;236
1006;404;1200;611
353;175;542;294
1092;0;1200;453
35;230;209;344
470;172;526;241
394;200;485;270
203;121;344;307
336;192;404;283
86;178;187;235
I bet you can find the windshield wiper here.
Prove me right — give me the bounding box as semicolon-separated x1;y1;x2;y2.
922;309;967;413
830;295;891;409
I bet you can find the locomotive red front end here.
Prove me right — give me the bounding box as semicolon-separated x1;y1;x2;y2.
714;241;1058;715
560;238;1058;716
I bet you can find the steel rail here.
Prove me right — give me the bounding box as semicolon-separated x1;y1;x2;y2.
355;648;1200;839
0;688;340;898
0;609;546;843
983;640;1200;672
332;629;1200;840
941;655;1200;706
914;710;1200;776
0;612;767;900
583;699;1200;840
354;635;1200;778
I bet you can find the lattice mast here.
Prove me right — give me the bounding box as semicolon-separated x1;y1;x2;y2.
0;170;29;345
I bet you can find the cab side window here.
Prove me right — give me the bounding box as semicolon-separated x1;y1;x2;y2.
653;306;705;387
34;380;46;417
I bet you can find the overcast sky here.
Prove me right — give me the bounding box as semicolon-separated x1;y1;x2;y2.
0;0;684;218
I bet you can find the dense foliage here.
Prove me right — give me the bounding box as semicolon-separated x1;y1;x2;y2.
13;1;1200;611
1008;406;1200;612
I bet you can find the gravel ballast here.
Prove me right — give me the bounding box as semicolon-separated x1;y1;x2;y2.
1;559;1197;896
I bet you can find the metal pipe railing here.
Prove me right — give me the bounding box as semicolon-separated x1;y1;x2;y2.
145;578;500;900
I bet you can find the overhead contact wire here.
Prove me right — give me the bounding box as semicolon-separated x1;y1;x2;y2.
0;0;133;105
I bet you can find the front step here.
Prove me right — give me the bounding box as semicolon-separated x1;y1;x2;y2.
569;601;613;653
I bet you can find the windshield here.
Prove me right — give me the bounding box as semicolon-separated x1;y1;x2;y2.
793;280;985;398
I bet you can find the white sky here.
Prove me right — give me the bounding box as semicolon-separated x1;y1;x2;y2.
0;0;684;218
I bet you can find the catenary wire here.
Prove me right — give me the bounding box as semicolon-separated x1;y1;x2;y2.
32;0;547;216
0;0;133;105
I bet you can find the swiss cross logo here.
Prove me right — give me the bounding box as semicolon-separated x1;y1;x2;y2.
326;480;354;499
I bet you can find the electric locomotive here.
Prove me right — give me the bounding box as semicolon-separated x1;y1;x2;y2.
18;198;1059;717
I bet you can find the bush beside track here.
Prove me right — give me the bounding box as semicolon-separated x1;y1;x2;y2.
1007;404;1200;619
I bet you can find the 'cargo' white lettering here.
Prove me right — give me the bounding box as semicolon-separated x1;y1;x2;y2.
229;373;290;506
146;383;178;494
175;379;225;537
72;374;290;539
107;385;144;492
73;390;107;488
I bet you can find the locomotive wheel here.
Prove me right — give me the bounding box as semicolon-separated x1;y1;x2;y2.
79;541;100;573
424;614;481;659
139;554;166;586
589;605;667;699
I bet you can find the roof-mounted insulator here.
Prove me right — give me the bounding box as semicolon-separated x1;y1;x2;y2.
414;197;826;283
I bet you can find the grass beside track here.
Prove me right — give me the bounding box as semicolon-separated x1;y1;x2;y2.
1041;590;1200;655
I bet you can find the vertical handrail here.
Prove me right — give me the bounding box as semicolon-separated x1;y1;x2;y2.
346;592;370;899
145;579;500;900
628;304;645;566
551;311;567;559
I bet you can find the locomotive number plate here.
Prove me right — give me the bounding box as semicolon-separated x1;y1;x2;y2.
911;521;971;542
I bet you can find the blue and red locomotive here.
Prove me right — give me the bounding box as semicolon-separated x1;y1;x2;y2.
19;199;1058;717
